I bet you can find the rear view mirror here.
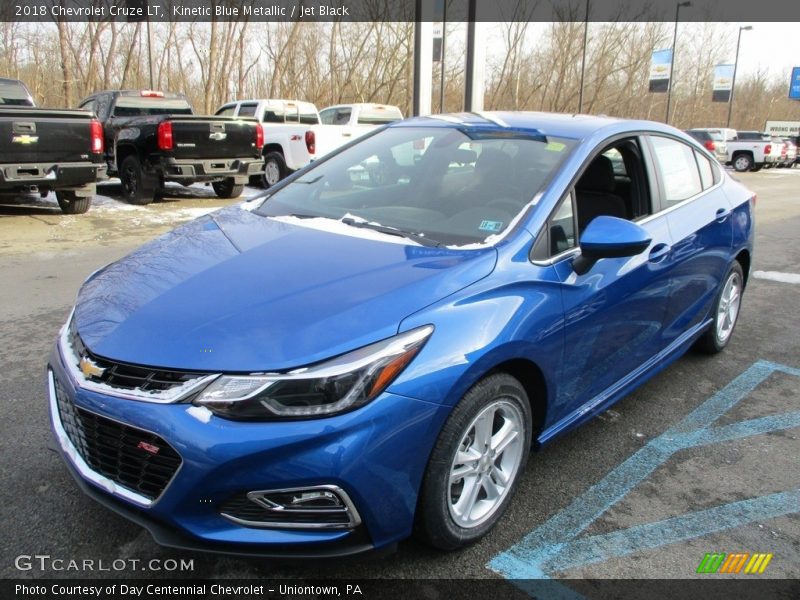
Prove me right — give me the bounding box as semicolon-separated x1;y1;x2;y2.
573;216;651;275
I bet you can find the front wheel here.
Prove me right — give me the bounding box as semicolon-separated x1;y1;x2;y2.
697;262;744;354
211;178;244;199
56;191;91;214
417;373;531;550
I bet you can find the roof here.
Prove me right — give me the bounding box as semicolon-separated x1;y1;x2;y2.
390;111;681;141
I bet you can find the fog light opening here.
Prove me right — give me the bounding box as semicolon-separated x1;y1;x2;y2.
220;485;362;530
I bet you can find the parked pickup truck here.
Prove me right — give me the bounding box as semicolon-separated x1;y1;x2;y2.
694;128;777;172
214;99;402;187
80;90;264;204
0;77;105;214
724;129;777;172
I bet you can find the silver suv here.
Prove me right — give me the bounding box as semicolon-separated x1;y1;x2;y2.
685;129;729;164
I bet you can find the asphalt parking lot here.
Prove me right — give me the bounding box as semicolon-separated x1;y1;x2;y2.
0;170;798;583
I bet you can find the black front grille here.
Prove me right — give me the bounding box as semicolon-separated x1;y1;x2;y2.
54;375;182;500
69;319;205;393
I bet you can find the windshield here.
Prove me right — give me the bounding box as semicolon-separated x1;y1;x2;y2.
113;97;193;117
255;125;575;246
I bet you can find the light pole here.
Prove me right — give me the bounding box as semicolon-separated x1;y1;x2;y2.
727;25;753;128
665;0;691;124
578;0;589;113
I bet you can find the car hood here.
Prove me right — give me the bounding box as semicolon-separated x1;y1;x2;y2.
74;206;497;372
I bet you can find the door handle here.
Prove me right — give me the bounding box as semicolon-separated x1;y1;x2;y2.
342;132;352;137
715;208;731;223
648;243;670;263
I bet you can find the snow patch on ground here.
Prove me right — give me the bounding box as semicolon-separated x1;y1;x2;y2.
753;270;800;284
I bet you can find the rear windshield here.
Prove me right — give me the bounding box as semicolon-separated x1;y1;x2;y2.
113;97;193;117
256;125;575;246
357;106;403;125
688;130;711;141
0;80;33;106
263;105;319;125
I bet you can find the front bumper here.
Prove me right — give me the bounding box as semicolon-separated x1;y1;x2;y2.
159;157;263;184
47;343;450;556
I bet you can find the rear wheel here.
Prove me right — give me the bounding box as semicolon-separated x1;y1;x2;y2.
262;152;287;188
211;178;244;199
417;373;531;550
56;191;91;214
732;154;753;172
119;155;156;205
697;262;744;354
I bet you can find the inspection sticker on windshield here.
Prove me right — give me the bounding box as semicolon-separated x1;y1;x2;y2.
479;220;504;232
545;141;566;152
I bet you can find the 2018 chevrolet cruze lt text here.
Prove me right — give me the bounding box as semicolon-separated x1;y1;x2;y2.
47;112;754;556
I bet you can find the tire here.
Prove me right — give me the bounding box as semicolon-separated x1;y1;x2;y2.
417;373;532;550
262;151;287;188
56;191;91;215
732;154;753;172
119;155;156;205
696;262;744;354
211;178;244;199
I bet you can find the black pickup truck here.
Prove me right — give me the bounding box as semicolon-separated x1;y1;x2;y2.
0;78;105;214
79;90;264;205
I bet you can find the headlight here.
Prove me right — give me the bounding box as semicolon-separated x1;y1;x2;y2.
193;325;433;420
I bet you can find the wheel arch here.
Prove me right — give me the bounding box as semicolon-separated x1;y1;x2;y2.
435;347;552;444
735;248;751;288
485;358;548;442
262;143;285;157
115;143;139;171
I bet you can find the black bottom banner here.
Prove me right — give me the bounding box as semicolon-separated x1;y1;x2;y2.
4;578;799;600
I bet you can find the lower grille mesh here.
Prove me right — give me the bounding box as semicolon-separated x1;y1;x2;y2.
54;376;181;500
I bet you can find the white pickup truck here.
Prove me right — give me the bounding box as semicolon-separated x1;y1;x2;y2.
699;128;779;172
214;99;403;187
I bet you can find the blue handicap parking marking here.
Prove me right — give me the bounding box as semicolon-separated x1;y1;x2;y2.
488;360;800;588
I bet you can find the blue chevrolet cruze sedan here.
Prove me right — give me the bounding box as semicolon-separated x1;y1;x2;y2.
47;112;754;556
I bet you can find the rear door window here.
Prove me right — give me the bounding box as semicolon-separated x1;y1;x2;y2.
238;104;258;118
695;151;716;190
649;136;703;207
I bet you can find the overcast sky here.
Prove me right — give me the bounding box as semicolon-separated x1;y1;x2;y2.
731;23;797;80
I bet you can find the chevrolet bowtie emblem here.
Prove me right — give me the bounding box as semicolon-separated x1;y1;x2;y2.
209;131;227;141
12;134;38;144
79;356;105;379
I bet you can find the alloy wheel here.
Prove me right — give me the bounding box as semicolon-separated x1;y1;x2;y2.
716;271;742;344
448;399;524;528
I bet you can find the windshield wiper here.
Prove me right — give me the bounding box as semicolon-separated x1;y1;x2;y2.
341;217;443;248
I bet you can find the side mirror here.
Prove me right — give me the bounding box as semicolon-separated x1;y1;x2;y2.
572;216;651;275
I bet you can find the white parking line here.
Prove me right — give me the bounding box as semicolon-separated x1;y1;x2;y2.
753;270;800;284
